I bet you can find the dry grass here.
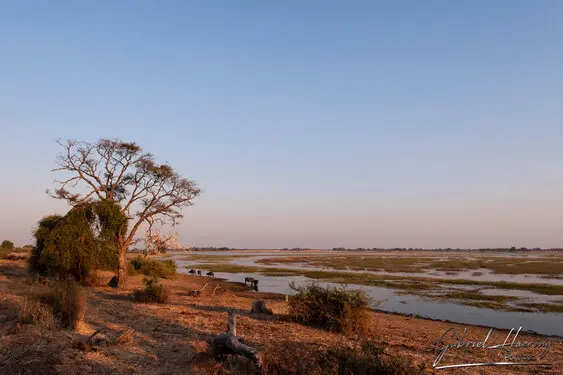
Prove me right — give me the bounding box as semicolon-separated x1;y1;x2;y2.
288;282;371;334
49;279;87;330
18;297;56;328
132;277;169;303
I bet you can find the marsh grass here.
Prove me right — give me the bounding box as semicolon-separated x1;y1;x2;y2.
460;300;522;312
443;291;518;303
179;254;252;263
256;254;563;276
193;263;563;296
517;303;563;313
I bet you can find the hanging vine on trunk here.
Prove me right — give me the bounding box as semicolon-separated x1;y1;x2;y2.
47;138;201;287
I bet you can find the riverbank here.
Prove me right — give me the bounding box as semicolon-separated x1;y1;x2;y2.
1;258;561;374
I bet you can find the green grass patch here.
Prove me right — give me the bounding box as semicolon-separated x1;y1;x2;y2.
443;291;518;303
255;253;563;276
517;303;563;313
460;300;521;312
192;263;563;296
130;256;176;278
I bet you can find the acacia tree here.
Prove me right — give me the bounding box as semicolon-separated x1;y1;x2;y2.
143;217;182;257
50;138;201;287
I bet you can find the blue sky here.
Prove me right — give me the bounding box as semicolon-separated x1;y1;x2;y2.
1;1;562;248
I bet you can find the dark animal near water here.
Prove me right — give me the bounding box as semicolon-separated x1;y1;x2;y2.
245;277;259;290
197;270;202;276
206;271;215;277
189;269;196;275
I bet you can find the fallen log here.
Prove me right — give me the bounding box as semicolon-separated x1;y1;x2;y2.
186;282;209;296
210;310;262;367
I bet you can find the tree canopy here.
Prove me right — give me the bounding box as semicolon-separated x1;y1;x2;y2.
49;138;201;286
30;200;128;282
1;240;14;249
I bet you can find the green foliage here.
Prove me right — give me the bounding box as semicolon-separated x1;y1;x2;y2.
1;240;14;249
132;277;169;303
315;340;427;375
129;255;176;278
288;282;371;333
30;200;127;283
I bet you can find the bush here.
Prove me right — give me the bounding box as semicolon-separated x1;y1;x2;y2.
288;282;371;333
129;255;176;278
127;261;138;276
84;271;104;287
1;240;14;249
0;247;11;260
18;297;56;328
132;277;169;304
29;200;127;283
315;340;427;375
49;280;86;329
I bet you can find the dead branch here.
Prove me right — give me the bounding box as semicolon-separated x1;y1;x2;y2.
210;311;262;367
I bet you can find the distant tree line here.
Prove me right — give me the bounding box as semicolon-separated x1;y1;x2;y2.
330;247;562;252
190;246;236;251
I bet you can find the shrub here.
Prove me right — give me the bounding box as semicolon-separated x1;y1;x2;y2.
127;261;138;276
288;282;371;333
129;255;176;278
132;277;169;303
84;271;104;287
18;297;56;328
49;280;87;329
29;200;127;283
315;340;427;375
1;240;14;249
0;248;11;260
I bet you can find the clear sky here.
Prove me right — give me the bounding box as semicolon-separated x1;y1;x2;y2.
1;1;562;249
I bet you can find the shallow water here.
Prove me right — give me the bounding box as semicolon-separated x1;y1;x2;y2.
193;251;563;286
170;252;563;337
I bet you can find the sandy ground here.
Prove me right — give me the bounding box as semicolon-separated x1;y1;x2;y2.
0;258;561;375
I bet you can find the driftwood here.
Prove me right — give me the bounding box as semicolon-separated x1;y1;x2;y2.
78;328;135;352
186;282;209;297
250;300;272;315
211;311;262;367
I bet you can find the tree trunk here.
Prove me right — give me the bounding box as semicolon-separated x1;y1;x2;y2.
117;245;128;288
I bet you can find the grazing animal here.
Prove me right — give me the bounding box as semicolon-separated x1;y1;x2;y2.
197;270;202;276
206;271;215;277
244;277;253;285
251;279;259;288
189;269;196;275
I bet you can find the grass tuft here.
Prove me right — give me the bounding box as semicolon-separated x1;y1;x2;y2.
132;277;169;304
288;282;371;334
